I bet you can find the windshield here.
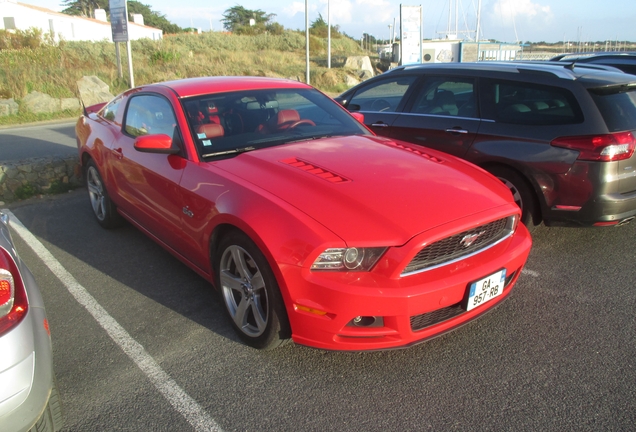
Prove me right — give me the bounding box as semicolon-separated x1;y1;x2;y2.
181;88;371;159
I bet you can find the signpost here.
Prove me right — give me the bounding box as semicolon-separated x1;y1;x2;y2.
400;5;422;65
109;0;135;88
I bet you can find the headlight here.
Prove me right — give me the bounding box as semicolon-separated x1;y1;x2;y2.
311;247;386;271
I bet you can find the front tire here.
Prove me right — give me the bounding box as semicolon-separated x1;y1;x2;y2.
214;231;291;350
85;159;124;229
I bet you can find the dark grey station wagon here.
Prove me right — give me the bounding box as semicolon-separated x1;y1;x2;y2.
336;62;636;228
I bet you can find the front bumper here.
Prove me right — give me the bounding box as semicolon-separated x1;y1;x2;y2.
281;224;532;351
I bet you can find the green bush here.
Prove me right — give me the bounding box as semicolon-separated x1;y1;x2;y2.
0;28;44;50
47;179;75;194
14;183;38;200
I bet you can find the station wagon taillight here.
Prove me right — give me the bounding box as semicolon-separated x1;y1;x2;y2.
0;248;28;337
551;131;636;162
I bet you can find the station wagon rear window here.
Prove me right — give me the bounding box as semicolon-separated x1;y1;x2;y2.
589;85;636;132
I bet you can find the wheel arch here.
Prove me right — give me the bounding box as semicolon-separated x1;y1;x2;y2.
207;220;290;300
208;221;296;341
479;161;543;225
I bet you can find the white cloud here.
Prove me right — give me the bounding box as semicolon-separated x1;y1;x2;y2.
282;2;308;18
485;0;553;41
491;0;552;21
312;0;354;24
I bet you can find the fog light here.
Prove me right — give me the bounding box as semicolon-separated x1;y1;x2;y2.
347;316;384;327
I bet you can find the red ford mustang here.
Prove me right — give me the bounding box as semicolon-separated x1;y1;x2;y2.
76;77;532;351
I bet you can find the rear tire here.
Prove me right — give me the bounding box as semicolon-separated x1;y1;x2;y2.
85;159;124;229
29;377;64;432
488;166;539;230
214;231;291;350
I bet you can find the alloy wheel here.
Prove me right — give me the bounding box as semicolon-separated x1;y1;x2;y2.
219;245;269;337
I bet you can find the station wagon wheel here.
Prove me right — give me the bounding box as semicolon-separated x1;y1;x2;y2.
489;166;539;231
215;231;291;349
85;160;124;229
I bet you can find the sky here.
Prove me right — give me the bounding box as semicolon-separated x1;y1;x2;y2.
17;0;636;44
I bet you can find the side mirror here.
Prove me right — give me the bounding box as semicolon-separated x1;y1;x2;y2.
350;112;365;124
134;134;179;154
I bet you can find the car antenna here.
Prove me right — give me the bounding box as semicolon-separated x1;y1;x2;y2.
76;84;88;116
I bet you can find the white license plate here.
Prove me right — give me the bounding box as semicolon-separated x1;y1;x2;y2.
466;269;506;311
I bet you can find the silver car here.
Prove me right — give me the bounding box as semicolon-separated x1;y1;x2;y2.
0;211;63;432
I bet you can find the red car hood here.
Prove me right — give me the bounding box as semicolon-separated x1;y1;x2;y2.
214;135;513;244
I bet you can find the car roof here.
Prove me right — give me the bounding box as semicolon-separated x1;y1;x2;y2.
143;76;313;99
551;52;636;62
383;61;636;86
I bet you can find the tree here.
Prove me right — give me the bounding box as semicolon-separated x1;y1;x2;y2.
310;13;340;38
61;0;182;34
222;6;275;34
61;0;107;18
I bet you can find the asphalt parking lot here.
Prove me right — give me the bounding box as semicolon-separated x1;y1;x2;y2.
3;190;635;431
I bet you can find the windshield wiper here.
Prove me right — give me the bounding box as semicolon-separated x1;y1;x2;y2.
202;146;256;158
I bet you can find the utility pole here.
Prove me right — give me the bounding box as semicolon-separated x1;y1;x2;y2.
305;0;310;84
327;0;331;69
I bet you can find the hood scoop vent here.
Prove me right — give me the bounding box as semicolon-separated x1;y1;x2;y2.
386;141;444;163
281;157;351;183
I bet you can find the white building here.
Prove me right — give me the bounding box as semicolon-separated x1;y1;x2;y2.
0;0;162;42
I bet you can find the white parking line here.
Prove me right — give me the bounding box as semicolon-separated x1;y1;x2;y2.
5;210;223;432
522;268;539;277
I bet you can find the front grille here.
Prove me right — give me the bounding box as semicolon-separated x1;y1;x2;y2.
410;269;518;331
410;304;464;331
402;217;513;276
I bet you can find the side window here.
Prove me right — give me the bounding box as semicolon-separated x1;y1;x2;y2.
409;77;477;118
101;97;122;122
124;95;177;138
482;79;583;125
348;76;417;113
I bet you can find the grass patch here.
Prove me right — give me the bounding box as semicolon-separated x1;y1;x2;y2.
1;30;375;125
47;179;76;194
0;109;80;126
14;183;38;200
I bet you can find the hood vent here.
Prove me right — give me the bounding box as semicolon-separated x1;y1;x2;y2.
385;141;444;163
281;157;351;183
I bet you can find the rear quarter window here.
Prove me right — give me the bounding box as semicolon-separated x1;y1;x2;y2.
482;79;583;125
589;88;636;132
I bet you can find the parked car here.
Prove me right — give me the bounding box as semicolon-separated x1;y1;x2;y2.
75;77;532;351
0;211;63;432
550;52;636;75
335;62;636;228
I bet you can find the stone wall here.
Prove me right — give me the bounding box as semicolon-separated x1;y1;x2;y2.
0;76;114;118
0;156;83;204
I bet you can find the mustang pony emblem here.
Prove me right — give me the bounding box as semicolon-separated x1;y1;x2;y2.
460;231;486;248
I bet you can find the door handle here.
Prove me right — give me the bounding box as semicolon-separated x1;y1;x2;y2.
371;122;389;128
445;128;468;134
113;148;123;159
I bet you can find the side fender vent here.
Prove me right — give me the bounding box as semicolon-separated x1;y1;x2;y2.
281;157;351;183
